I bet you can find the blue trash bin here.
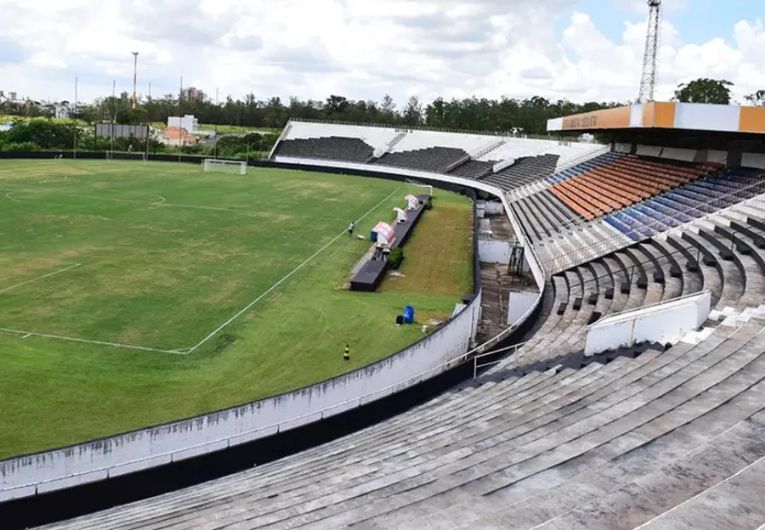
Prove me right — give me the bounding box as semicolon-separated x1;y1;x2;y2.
370;231;378;242
403;306;415;324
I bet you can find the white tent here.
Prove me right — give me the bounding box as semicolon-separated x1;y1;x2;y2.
405;194;420;210
393;207;408;224
372;221;396;246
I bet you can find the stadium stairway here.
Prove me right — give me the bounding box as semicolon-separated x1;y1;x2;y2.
41;214;765;529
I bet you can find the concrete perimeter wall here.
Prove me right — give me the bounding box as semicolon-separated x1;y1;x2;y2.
0;156;492;502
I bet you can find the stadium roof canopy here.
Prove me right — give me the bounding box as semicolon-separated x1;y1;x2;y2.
548;102;765;135
548;101;765;152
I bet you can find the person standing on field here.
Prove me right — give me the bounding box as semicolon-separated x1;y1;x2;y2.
348;221;355;236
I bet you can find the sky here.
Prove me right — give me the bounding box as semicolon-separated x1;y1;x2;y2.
0;0;763;106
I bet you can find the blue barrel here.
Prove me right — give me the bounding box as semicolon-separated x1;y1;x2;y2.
403;306;415;324
370;230;378;242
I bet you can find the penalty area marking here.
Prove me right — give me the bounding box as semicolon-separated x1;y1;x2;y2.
185;188;402;355
0;326;189;355
0;263;84;294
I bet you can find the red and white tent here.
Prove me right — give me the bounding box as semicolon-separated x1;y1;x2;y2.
372;221;395;246
393;207;407;223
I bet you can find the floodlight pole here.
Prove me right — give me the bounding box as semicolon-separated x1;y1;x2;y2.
131;52;139;109
214;87;219;160
638;0;662;103
178;76;183;163
73;76;78;159
111;80;116;158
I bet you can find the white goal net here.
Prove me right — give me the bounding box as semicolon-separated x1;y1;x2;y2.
203;159;247;176
106;151;148;162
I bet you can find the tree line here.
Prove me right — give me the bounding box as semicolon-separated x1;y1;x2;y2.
1;78;762;155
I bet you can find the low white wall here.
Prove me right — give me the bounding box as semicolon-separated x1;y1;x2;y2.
478;240;512;264
0;291;481;501
584;291;711;356
507;291;538;326
707;150;729;165
482;201;506;216
636;144;663;158
660;147;698;162
742;153;765;170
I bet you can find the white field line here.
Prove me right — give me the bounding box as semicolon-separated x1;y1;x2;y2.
0;263;83;294
3;188;261;216
0;327;188;355
5;192;22;203
185;188;401;354
0;186;401;355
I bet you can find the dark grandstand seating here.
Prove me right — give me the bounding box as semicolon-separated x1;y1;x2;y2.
373;146;468;173
550;155;722;221
48;215;765;528
509;189;580;243
272;136;374;163
482;154;559;191
447;159;495;179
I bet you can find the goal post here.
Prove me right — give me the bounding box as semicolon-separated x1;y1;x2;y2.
106;151;148;162
203;159;247;176
404;178;434;197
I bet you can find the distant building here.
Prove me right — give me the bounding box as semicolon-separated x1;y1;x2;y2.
168;115;198;134
54;102;73;119
181;87;201;102
162;126;199;146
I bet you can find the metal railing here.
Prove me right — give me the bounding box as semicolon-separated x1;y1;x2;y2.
472;340;531;378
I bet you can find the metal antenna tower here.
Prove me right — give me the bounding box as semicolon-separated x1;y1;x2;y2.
638;0;662;103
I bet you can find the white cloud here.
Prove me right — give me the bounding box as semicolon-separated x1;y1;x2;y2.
0;0;762;105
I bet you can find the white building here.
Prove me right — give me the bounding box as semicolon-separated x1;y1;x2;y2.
168;115;198;134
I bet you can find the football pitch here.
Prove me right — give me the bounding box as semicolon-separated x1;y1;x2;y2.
0;160;473;458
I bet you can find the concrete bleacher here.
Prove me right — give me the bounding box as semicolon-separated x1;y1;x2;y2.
43;210;765;528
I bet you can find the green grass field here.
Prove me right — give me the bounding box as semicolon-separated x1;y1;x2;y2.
0;160;472;458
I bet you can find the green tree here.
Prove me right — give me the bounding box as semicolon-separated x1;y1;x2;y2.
403;96;423;126
745;90;765;107
674;78;734;104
